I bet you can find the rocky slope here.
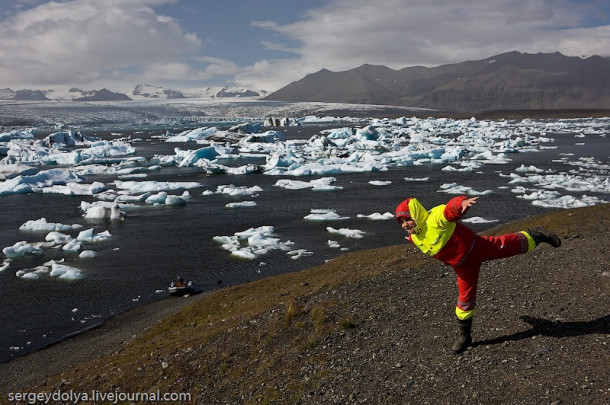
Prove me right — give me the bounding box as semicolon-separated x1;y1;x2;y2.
1;204;608;404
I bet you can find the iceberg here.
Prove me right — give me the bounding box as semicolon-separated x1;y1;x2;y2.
304;209;349;221
49;263;83;280
19;218;83;232
213;225;294;260
0;168;84;196
3;241;44;258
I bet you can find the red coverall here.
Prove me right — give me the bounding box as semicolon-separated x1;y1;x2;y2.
396;196;534;320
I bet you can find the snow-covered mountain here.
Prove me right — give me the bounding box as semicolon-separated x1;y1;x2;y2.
131;84;185;100
0;85;267;101
184;86;268;98
70;88;132;101
0;88;51;100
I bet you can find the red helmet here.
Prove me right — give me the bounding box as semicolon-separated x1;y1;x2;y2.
395;198;412;222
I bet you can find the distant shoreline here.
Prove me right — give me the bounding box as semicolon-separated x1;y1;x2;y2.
313;107;610;119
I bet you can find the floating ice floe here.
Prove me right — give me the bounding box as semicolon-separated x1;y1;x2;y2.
531;194;606;208
328;240;341;248
438;183;493;195
462;216;499;224
274;177;341;191
2;116;607;210
114;180;202;193
16;266;49;280
79;250;97;258
77;228;112;242
213;226;294;260
82;204;125;220
369;180;392;186
215;184;262;196
304;209;349;221
0;164;37;180
41;181;106;196
3;241;44;258
49;262;83;280
145;191;188;205
19;218;83;232
515;164;546;173
45;130;98;146
326;227;366;238
0;128;35;142
45;231;73;244
356;212;394;220
0;259;11;271
287;249;314;260
165;127;218;142
226;201;256;208
0;168;83;195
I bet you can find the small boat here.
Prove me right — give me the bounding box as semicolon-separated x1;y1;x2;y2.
168;278;202;296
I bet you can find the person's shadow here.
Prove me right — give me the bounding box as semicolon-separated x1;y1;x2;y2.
474;314;610;346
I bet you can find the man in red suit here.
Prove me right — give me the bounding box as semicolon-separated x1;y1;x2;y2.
395;196;561;353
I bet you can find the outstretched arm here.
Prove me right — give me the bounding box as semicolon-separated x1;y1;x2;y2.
461;196;479;213
444;195;479;222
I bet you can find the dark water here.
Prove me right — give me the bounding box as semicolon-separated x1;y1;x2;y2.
0;122;608;362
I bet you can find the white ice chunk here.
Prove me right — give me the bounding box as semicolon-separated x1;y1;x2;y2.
328;240;341;248
0;259;11;271
326;227;365;238
216;184;263;196
304;209;349;221
50;263;83;279
145;191;168;204
438;183;493;195
226;201;257;208
79;250;97;258
165;127;218;142
62;239;82;253
45;232;73;244
20;218;82;232
356;212;394;220
0;168;83;196
213;225;294;260
77;228;112;242
165;195;187;205
3;241;44;258
287;249;313;259
462;216;499;224
114;180;202;193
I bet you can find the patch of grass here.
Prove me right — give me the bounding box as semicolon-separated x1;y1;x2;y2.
311;305;326;331
340;320;357;330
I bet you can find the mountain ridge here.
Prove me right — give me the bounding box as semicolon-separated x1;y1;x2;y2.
265;51;610;112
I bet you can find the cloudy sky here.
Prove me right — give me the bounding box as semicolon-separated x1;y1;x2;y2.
0;0;609;93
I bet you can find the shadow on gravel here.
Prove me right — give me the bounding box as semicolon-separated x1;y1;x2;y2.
474;314;610;346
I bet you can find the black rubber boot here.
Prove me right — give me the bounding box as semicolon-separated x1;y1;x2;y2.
451;318;473;353
528;226;561;248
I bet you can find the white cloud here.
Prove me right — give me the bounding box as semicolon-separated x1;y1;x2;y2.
0;0;200;88
1;0;609;93
241;0;610;91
